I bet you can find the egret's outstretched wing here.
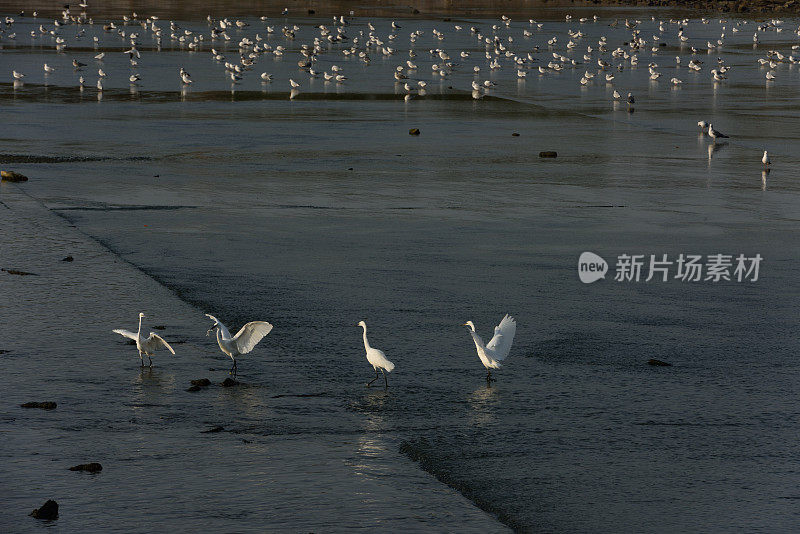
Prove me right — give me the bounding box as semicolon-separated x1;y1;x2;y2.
485;314;516;361
233;321;273;354
113;329;138;341
205;313;231;339
144;333;175;354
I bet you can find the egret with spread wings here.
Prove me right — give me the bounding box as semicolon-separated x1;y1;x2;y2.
113;312;175;367
205;314;273;377
463;314;517;382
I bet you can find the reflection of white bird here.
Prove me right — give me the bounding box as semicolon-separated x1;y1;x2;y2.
463;314;517;382
113;312;175;367
358;321;395;388
205;314;273;377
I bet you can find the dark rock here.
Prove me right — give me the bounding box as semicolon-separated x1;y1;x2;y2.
151;325;166;330
539;151;558;158
1;170;28;182
648;358;672;367
307;9;315;14
242;438;252;444
30;499;58;520
412;8;420;14
61;256;74;262
190;378;211;387
221;378;238;387
347;167;353;171
202;425;225;433
409;128;420;135
186;385;202;392
69;462;102;473
512;132;520;137
21;402;57;410
2;268;37;276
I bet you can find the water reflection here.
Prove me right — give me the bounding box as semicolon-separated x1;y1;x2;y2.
468;383;499;427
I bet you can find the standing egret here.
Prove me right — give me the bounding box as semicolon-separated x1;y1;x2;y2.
113;312;175;367
358;321;394;388
463;314;517;382
205;314;273;376
762;150;771;167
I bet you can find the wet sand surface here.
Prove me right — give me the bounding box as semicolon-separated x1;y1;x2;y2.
0;185;508;532
3;6;800;533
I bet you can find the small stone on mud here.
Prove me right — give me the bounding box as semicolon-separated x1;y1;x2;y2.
1;170;28;182
539;151;558;158
30;499;58;520
648;359;672;367
61;256;74;262
2;268;37;276
186;385;202;392
203;425;225;433
69;462;102;473
221;378;238;387
191;378;211;387
21;401;57;410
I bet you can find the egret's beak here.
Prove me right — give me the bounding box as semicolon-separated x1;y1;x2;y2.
461;323;468;326
206;325;216;336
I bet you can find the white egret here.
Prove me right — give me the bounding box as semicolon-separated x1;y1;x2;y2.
463;314;517;382
113;312;175;367
762;150;771;167
358;320;394;388
205;314;273;376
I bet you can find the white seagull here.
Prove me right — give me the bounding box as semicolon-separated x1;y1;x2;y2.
205;314;273;377
762;150;771;167
113;312;175;367
708;123;729;140
463;314;517;382
358;320;395;388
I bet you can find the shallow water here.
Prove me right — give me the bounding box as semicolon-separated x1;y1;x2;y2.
3;7;800;532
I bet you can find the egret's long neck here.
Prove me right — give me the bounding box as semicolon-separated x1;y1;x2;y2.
216;328;223;346
361;326;371;350
137;316;143;338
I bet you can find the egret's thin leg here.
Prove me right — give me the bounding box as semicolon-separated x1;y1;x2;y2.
381;368;388;389
139;352;144;367
148;355;153;367
486;369;494;383
366;369;379;387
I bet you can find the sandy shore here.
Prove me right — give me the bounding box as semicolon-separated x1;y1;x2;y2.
0;182;508;532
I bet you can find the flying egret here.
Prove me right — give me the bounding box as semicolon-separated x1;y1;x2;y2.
113;312;175;367
358;320;394;388
463;314;517;382
205;314;273;376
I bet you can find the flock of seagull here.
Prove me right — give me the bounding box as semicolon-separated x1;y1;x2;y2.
2;7;787;166
114;312;517;387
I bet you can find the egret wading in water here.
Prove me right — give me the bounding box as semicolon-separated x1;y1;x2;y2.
358;320;394;388
463;314;517;382
205;314;273;377
113;312;175;367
